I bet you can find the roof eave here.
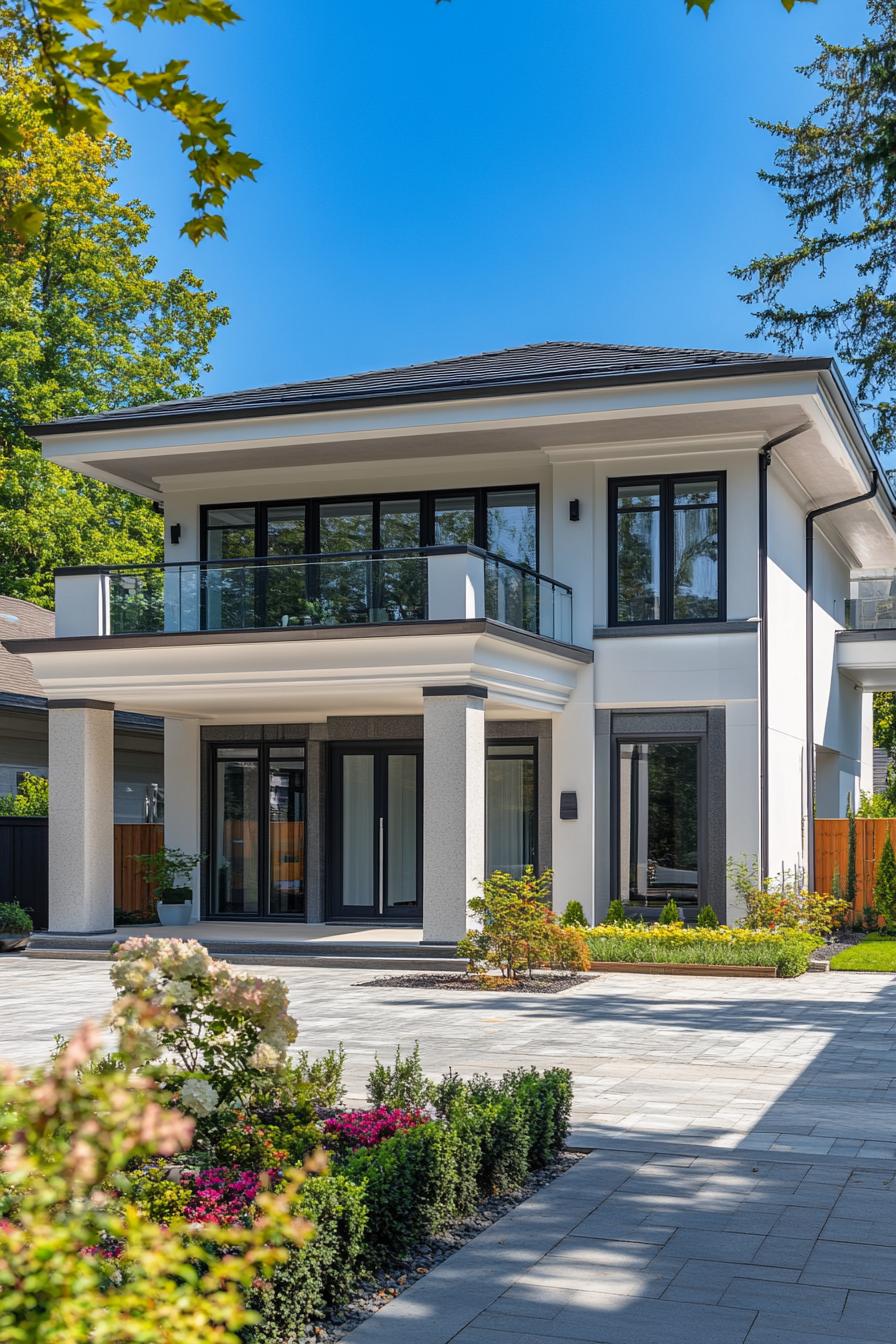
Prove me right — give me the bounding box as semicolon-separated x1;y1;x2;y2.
28;356;834;439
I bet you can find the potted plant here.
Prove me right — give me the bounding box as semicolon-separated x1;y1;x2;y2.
0;901;32;951
133;848;205;926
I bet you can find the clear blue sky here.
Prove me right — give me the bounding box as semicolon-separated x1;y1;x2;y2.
107;0;865;397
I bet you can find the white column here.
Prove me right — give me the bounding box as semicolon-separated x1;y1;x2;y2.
163;717;202;920
860;692;875;798
422;688;486;943
551;662;597;920
48;701;115;933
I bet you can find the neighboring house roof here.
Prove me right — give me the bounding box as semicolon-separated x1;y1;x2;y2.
0;596;54;700
30;340;827;436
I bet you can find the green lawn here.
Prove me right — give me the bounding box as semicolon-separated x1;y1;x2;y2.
830;935;896;971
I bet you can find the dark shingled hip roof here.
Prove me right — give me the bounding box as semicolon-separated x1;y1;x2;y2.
30;339;828;437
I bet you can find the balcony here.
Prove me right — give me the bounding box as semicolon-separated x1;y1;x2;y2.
844;571;896;631
54;546;574;645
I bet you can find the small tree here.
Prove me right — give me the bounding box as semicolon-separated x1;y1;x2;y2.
846;798;858;912
559;900;587;928
0;772;48;816
874;834;896;928
658;897;681;925
132;848;204;899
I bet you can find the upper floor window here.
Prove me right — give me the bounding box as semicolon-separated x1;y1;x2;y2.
201;487;539;570
609;473;724;625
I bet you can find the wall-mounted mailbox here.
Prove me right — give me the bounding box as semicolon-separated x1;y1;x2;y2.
559;791;578;820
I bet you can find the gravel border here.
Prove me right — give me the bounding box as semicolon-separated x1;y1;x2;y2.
303;1151;582;1341
810;932;866;965
354;972;591;994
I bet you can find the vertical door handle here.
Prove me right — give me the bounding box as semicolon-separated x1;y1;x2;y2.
378;814;385;915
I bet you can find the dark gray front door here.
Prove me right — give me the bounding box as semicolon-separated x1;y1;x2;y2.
328;745;422;922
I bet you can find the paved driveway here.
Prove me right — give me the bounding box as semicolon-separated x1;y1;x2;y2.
2;958;895;1342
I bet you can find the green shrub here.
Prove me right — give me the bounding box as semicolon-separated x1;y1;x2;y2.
248;1174;368;1343
367;1041;434;1110
258;1047;347;1111
775;940;812;977
341;1120;458;1266
210;1103;323;1168
0;902;32;935
696;905;719;929
559;900;587;928
874;834;896;927
500;1067;573;1170
0;772;47;817
658;897;681;925
457;866;558;979
604;898;627;926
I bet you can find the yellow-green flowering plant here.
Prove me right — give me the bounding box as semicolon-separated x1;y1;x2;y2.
0;1011;314;1344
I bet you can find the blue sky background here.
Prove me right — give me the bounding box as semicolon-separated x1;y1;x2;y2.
106;0;866;396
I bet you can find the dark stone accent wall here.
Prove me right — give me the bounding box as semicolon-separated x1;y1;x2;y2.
596;707;727;922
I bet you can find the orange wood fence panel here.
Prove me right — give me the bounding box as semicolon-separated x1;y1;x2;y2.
814;818;896;916
114;823;164;914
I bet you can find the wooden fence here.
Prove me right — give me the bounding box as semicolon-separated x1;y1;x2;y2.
114;823;164;915
815;817;896;916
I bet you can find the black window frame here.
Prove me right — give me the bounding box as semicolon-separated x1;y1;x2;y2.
199;484;540;570
608;471;726;627
612;731;705;908
485;737;539;878
206;738;308;921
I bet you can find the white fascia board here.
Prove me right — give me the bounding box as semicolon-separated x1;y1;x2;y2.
21;628;582;717
37;371;826;473
542;430;768;465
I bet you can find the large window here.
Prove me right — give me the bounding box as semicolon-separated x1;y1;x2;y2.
486;741;537;879
617;739;699;905
201;487;538;568
210;743;306;918
610;474;723;625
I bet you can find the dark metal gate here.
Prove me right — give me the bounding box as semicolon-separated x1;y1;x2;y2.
0;817;48;930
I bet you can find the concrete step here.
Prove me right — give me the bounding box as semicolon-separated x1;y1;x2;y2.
25;930;465;971
25;945;466;972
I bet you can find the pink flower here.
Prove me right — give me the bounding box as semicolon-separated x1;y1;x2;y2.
323;1107;426;1150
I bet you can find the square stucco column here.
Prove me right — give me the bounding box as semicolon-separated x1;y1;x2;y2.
422;687;486;943
551;662;596;921
164;717;201;919
48;700;115;933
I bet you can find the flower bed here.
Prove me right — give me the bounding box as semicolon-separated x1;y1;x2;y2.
586;924;821;977
0;937;574;1343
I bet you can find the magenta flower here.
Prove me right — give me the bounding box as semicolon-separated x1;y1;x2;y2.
323;1107;426;1151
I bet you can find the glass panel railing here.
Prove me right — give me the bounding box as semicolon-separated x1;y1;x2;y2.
845;573;896;630
103;549;572;641
483;555;572;642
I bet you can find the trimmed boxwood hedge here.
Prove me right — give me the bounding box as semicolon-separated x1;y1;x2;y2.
247;1066;572;1342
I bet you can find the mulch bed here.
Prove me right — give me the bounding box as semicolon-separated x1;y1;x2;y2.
306;1152;582;1341
355;972;591;993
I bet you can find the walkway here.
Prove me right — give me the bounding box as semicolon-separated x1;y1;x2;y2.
1;959;895;1341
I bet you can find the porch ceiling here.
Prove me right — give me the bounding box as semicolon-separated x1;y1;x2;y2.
7;620;591;721
837;630;896;691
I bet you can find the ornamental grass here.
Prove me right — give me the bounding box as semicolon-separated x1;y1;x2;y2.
586;922;820;976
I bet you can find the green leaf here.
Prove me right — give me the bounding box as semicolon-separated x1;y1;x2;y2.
9;200;46;239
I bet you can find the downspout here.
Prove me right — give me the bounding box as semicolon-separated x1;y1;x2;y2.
758;423;812;883
805;469;879;891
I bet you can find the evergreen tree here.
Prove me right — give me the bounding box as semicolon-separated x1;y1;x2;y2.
846;796;858;911
0;41;228;605
874;832;896;926
735;1;896;453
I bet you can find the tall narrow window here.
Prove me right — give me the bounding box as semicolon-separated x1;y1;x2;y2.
486;742;536;879
617;739;699;904
265;505;307;626
611;474;723;625
267;747;305;916
204;507;259;630
434;494;476;547
212;747;260;915
486;488;537;568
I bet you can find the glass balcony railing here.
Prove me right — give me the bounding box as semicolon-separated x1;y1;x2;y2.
96;546;574;643
845;572;896;631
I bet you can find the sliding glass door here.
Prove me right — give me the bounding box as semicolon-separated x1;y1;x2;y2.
210;743;306;918
328;745;422;922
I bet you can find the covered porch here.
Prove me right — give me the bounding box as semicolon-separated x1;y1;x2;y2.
14;614;593;946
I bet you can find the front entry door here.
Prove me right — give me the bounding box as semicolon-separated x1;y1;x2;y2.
329;745;422;922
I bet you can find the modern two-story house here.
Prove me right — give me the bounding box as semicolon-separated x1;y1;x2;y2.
6;342;895;944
